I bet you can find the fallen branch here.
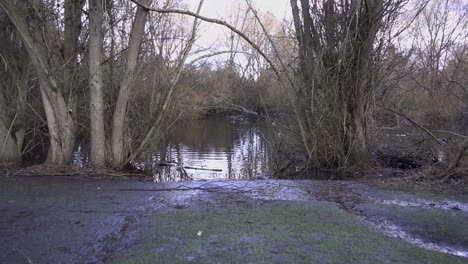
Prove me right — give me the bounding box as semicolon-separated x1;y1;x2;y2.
157;161;222;172
183;166;222;172
379;106;447;147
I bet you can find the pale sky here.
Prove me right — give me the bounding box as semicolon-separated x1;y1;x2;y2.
185;0;291;54
188;0;291;18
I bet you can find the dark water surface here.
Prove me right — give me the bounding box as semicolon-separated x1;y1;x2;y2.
73;116;274;182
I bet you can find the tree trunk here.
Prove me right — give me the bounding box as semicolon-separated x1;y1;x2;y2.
40;88;76;164
111;0;152;168
345;103;371;165
88;0;106;167
0;32;29;164
1;0;77;165
0;85;22;163
288;0;385;167
0;123;22;163
63;0;84;96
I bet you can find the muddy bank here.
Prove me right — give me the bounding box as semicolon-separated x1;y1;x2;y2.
0;176;467;263
0;176;158;263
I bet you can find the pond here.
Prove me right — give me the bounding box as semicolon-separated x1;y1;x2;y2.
73;116;275;182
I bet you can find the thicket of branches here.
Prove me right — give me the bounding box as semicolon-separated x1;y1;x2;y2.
0;0;466;176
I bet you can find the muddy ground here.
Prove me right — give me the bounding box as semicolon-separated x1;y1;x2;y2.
0;175;467;263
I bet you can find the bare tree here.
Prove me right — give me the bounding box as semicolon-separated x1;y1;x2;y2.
287;0;406;167
111;0;152;167
131;0;205;159
0;0;84;165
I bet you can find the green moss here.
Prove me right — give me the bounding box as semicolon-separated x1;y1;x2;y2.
117;201;465;264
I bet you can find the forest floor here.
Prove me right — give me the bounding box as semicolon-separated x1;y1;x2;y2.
0;174;467;263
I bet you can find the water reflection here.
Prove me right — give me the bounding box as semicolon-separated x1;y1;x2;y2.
143;117;273;182
72;143;89;168
71;116;273;182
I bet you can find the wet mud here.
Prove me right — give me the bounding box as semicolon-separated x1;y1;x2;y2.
0;176;467;263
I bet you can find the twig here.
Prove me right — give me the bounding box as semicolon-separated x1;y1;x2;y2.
379;106;447;147
392;1;430;38
188;50;252;65
431;130;467;139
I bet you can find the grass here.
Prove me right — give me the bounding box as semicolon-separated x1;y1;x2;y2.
116;200;465;264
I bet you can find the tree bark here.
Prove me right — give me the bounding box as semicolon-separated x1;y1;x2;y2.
0;83;22;163
0;123;21;163
111;0;152;167
89;0;106;167
63;0;84;96
40;88;76;164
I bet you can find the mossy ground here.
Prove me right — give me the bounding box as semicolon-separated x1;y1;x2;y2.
117;201;465;264
360;203;468;249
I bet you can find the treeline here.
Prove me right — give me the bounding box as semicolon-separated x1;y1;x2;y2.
0;0;466;175
0;0;285;168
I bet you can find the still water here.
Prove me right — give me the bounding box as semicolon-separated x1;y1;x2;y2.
73;116;274;182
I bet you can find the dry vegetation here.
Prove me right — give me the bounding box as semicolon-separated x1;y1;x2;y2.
0;0;466;181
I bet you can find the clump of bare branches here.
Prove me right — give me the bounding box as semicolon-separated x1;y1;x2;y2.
282;0;407;168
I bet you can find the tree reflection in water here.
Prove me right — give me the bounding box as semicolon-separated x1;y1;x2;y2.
147;117;273;182
71;116;274;182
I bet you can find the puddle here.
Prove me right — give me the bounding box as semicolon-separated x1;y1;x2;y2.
375;198;468;212
305;181;468;259
121;179;468;259
368;217;468;258
2;177;467;262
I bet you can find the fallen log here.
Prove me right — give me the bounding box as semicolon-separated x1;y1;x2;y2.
183;166;222;172
156;161;222;172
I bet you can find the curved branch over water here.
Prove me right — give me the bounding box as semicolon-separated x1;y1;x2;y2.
128;0;311;160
